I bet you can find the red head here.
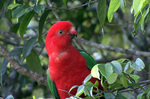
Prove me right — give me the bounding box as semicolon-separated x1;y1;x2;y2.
45;21;77;55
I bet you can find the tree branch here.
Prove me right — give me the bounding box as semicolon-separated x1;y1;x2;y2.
138;80;150;84
96;55;132;63
67;0;97;10
75;37;150;57
49;0;98;10
0;38;20;46
0;44;48;86
1;30;150;57
0;30;20;39
0;30;36;39
117;80;150;93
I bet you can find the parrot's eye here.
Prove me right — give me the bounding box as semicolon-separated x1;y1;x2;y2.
58;30;63;34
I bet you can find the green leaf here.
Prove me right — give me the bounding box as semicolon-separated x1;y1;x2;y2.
131;58;145;71
84;82;94;97
76;85;84;96
120;0;126;8
12;5;31;18
129;83;144;90
26;50;43;74
88;0;92;7
100;75;106;91
147;90;150;99
33;4;45;13
111;61;122;75
21;36;37;62
130;74;140;83
132;18;140;36
80;50;97;70
38;9;50;44
131;0;149;34
137;93;145;99
107;73;118;84
111;83;122;90
5;10;12;22
0;0;4;11
1;59;8;84
139;14;145;32
117;93;127;99
10;23;20;33
97;0;106;26
10;47;23;56
33;96;36;99
84;96;93;99
144;5;149;18
93;80;99;88
99;63;113;78
19;75;27;87
7;3;21;10
91;64;100;79
123;73;135;83
124;61;134;73
117;58;129;64
131;0;146;16
69;85;78;94
139;7;149;32
83;74;92;84
47;70;59;99
5;95;14;99
120;73;128;88
19;10;35;38
104;92;117;99
63;0;68;7
107;0;120;22
137;89;149;99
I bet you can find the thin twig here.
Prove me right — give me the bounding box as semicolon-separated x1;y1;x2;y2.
67;0;97;10
47;0;61;21
73;39;86;52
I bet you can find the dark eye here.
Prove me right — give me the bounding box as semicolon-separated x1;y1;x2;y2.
58;30;63;34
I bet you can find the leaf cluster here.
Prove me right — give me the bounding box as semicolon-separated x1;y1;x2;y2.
68;58;150;99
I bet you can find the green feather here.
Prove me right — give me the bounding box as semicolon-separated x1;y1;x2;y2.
47;69;60;99
79;50;97;70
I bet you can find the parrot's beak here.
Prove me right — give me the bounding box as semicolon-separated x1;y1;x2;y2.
69;27;77;39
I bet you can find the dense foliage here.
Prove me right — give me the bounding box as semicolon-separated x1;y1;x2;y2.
0;0;150;99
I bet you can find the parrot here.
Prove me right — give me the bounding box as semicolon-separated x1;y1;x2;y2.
45;21;103;99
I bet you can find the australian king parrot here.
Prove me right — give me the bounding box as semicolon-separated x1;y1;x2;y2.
45;21;103;99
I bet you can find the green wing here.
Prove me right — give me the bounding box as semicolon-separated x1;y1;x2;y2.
79;50;97;70
47;69;60;99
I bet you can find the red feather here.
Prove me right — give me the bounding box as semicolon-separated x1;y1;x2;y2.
45;21;102;99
